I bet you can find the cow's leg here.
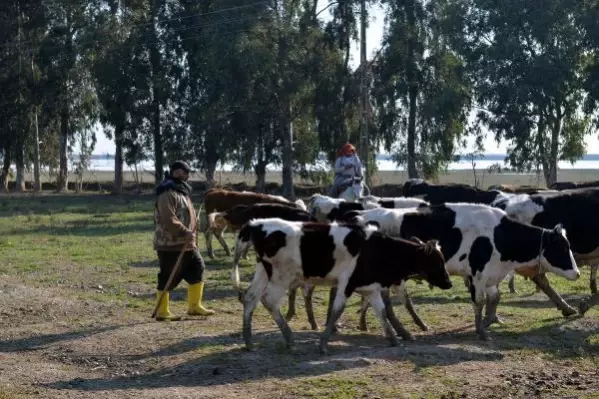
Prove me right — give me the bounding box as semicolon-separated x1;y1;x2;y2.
369;290;400;346
324;287;341;334
507;271;516;294
531;274;577;316
579;292;599;315
590;264;598;294
262;284;294;349
469;277;490;341
463;276;471;290
242;265;269;350
483;285;503;327
396;282;429;332
285;283;298;322
242;244;250;260
214;227;232;257
302;284;319;330
205;228;215;259
358;296;370;331
381;289;413;341
319;286;348;355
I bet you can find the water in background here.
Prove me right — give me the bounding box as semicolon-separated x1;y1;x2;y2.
83;153;599;172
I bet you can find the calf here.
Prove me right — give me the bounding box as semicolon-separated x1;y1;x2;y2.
232;219;452;354
199;188;302;258
347;203;580;340
495;188;599;315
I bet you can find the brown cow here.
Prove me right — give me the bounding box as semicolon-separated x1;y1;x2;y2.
198;188;306;258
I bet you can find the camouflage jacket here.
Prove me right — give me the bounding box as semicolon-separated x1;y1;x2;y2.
153;189;197;251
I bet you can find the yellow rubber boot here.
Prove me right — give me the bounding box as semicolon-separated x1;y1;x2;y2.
187;282;216;316
155;291;181;321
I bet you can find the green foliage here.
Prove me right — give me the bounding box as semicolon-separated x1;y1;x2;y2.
2;0;599;190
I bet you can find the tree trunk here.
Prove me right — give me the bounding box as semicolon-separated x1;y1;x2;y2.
113;123;124;194
546;113;561;187
57;108;69;192
205;160;217;189
33;109;41;191
406;0;419;179
14;144;25;192
281;106;294;200
255;161;267;193
150;0;163;184
1;148;11;191
407;85;419;178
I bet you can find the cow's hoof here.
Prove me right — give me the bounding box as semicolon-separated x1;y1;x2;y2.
483;316;504;328
561;307;578;317
400;333;415;341
284;312;295;322
578;300;590;316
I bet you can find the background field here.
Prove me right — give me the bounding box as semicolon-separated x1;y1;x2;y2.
18;168;599;189
1;172;598;399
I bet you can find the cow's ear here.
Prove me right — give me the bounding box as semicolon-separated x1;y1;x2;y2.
410;236;424;245
553;223;563;233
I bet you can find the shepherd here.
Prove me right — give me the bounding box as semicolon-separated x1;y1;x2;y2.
329;142;365;200
152;160;215;321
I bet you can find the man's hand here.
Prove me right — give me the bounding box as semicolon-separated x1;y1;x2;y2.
184;230;195;243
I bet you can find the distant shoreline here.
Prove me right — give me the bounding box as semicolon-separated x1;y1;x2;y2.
87;153;599;162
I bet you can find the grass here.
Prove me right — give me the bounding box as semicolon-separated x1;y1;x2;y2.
0;191;598;399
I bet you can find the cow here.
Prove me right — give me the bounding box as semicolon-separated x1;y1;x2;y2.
495;188;599;315
344;203;580;340
206;202;319;324
402;178;513;206
198;188;305;258
231;218;453;354
549;181;599;190
358;195;429;209
308;193;428;223
487;184;549;195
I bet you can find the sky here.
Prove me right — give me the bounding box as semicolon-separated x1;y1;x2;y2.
92;1;599;155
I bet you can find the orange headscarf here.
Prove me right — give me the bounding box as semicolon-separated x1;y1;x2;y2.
339;143;356;157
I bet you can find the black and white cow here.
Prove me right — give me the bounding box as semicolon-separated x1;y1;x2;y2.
402;178;513;206
308;193;428;222
231;218;453;354
345;203;580;340
494;188;599;315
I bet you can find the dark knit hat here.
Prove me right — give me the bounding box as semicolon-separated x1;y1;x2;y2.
169;160;193;173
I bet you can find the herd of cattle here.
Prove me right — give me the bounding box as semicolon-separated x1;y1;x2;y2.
197;179;599;354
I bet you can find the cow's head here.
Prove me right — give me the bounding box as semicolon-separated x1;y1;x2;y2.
540;224;580;280
412;237;452;290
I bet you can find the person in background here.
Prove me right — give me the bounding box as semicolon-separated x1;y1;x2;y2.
153;160;215;321
330;143;364;198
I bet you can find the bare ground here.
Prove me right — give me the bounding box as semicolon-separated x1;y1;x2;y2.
1;187;598;399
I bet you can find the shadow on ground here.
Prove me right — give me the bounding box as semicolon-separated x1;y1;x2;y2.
40;315;597;392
